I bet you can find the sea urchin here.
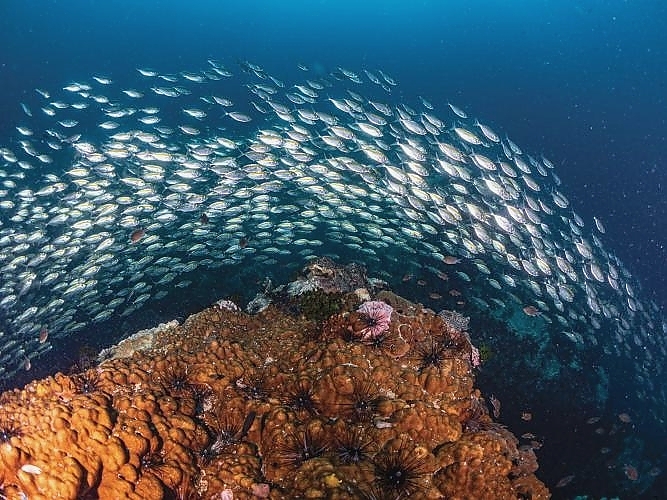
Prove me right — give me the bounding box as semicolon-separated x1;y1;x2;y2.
356;300;393;340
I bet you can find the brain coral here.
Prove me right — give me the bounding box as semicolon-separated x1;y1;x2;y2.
0;290;550;499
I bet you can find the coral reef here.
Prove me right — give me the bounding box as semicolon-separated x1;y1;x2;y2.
295;290;345;323
0;288;549;499
300;257;371;294
438;309;471;332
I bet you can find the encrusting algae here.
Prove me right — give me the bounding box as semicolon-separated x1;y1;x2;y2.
0;267;550;499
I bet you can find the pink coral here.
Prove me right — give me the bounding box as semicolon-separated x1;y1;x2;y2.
356;300;393;340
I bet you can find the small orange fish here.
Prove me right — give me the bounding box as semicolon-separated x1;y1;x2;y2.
623;464;638;481
130;228;145;243
38;327;48;343
521;411;533;421
523;305;541;316
443;256;460;265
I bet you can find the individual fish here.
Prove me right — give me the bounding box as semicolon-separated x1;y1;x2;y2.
448;102;468;118
226;111;252;122
130;228;146;243
137;68;158;77
555;475;575;488
20;102;32;117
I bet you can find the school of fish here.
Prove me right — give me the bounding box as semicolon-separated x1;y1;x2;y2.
0;58;665;423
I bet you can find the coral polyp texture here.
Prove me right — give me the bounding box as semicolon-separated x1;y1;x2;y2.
0;292;549;499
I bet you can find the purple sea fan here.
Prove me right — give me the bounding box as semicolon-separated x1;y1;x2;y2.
356;300;393;340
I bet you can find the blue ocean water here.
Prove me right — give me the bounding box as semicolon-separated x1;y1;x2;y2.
1;1;666;497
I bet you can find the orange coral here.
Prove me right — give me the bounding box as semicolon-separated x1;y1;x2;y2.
0;294;550;499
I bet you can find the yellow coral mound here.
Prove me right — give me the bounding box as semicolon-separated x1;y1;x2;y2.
0;297;550;499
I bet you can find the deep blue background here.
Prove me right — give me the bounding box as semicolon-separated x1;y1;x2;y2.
1;1;667;496
1;0;665;310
